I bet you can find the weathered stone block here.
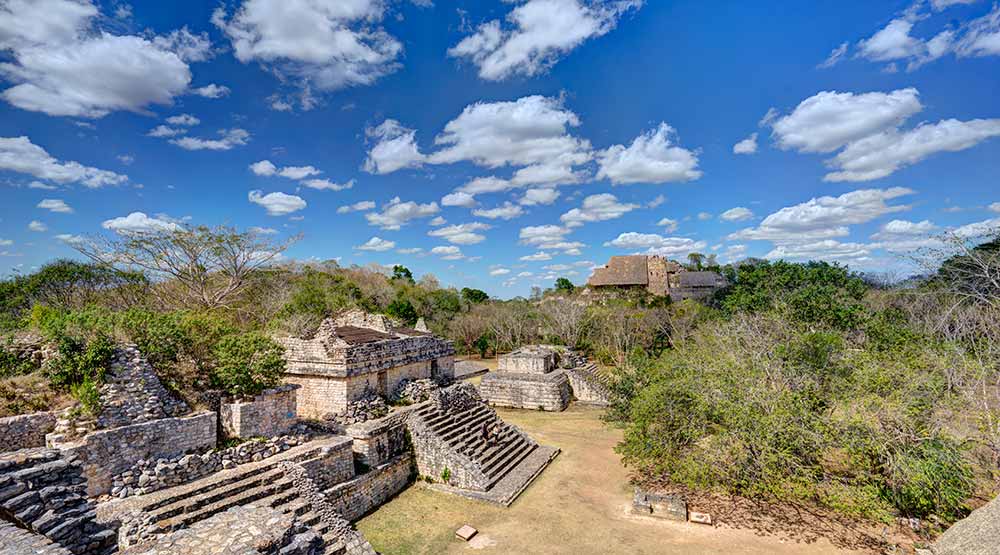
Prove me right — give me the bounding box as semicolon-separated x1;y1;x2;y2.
220;385;299;439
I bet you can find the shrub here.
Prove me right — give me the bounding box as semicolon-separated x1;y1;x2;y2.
71;376;102;417
0;339;38;379
46;333;114;390
211;332;285;397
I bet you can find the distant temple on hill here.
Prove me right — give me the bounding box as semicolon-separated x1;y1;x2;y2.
586;255;727;300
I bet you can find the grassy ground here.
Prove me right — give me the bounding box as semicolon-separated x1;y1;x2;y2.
357;404;865;555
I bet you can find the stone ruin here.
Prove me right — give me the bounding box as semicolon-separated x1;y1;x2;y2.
587;254;727;300
479;345;612;412
276;309;455;424
0;324;561;555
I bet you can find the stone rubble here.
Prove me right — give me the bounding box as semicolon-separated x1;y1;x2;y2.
109;427;313;498
50;346;188;442
325;392;388;426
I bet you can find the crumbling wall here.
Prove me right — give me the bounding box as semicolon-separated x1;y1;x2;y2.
109;431;312;498
296;436;356;490
0;412;56;451
325;454;414;521
346;407;415;469
0;448;116;555
565;368;611;405
95;346;189;429
220;385;299;439
51;412;217;496
479;371;571;412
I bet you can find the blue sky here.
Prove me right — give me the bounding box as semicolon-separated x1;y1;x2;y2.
1;0;998;297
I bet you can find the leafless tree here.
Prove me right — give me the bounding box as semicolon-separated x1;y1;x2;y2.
449;305;491;355
74;225;298;310
540;296;590;348
489;302;539;355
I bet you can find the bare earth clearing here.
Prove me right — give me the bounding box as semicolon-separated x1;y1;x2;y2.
358;404;865;555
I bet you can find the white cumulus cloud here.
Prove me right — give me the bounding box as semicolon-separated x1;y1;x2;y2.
448;0;642;81
365;197;439;230
248;189;306;216
1;136;126;188
102;212;181;233
596;123;701;185
560;193;638;227
356;236;395;252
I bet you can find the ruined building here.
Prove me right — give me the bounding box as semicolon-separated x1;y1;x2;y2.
479;345;611;412
277;310;456;419
587;255;727;300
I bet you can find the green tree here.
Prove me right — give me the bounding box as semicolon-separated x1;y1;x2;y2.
211;332;285;397
554;277;575;293
720;260;868;329
461;287;489;304
391;265;415;284
386;298;418;325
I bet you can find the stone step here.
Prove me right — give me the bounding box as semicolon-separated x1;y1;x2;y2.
146;466;286;522
438;405;493;434
485;442;536;490
441;412;498;444
460;426;519;459
482;435;531;476
139;459;285;513
153;477;294;533
426;404;492;435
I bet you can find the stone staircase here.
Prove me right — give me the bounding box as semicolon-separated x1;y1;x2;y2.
411;401;538;491
407;384;559;505
565;362;612;405
119;442;355;554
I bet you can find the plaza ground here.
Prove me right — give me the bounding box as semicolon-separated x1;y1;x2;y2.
358;403;867;555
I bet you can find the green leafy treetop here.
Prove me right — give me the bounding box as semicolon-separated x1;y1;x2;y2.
554;277;575;294
461;287;489;304
211;332;285;397
391;265;415;284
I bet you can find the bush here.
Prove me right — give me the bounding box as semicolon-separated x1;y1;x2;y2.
46;333;114;390
71;376;102;417
614;313;981;523
211;332;285;397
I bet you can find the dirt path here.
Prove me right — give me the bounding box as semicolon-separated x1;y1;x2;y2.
357;405;865;555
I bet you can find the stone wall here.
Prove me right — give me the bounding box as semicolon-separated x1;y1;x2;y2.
95;346;189;429
498;346;557;374
0;448;116;555
51;412;217;496
325;454;414;521
0;411;56;451
110;432;312;498
296;436;356;489
340;336;456;378
345;407;415;469
479;371;571;412
284;373;347;419
565;367;611;405
220;385;299;439
0;520;73;555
